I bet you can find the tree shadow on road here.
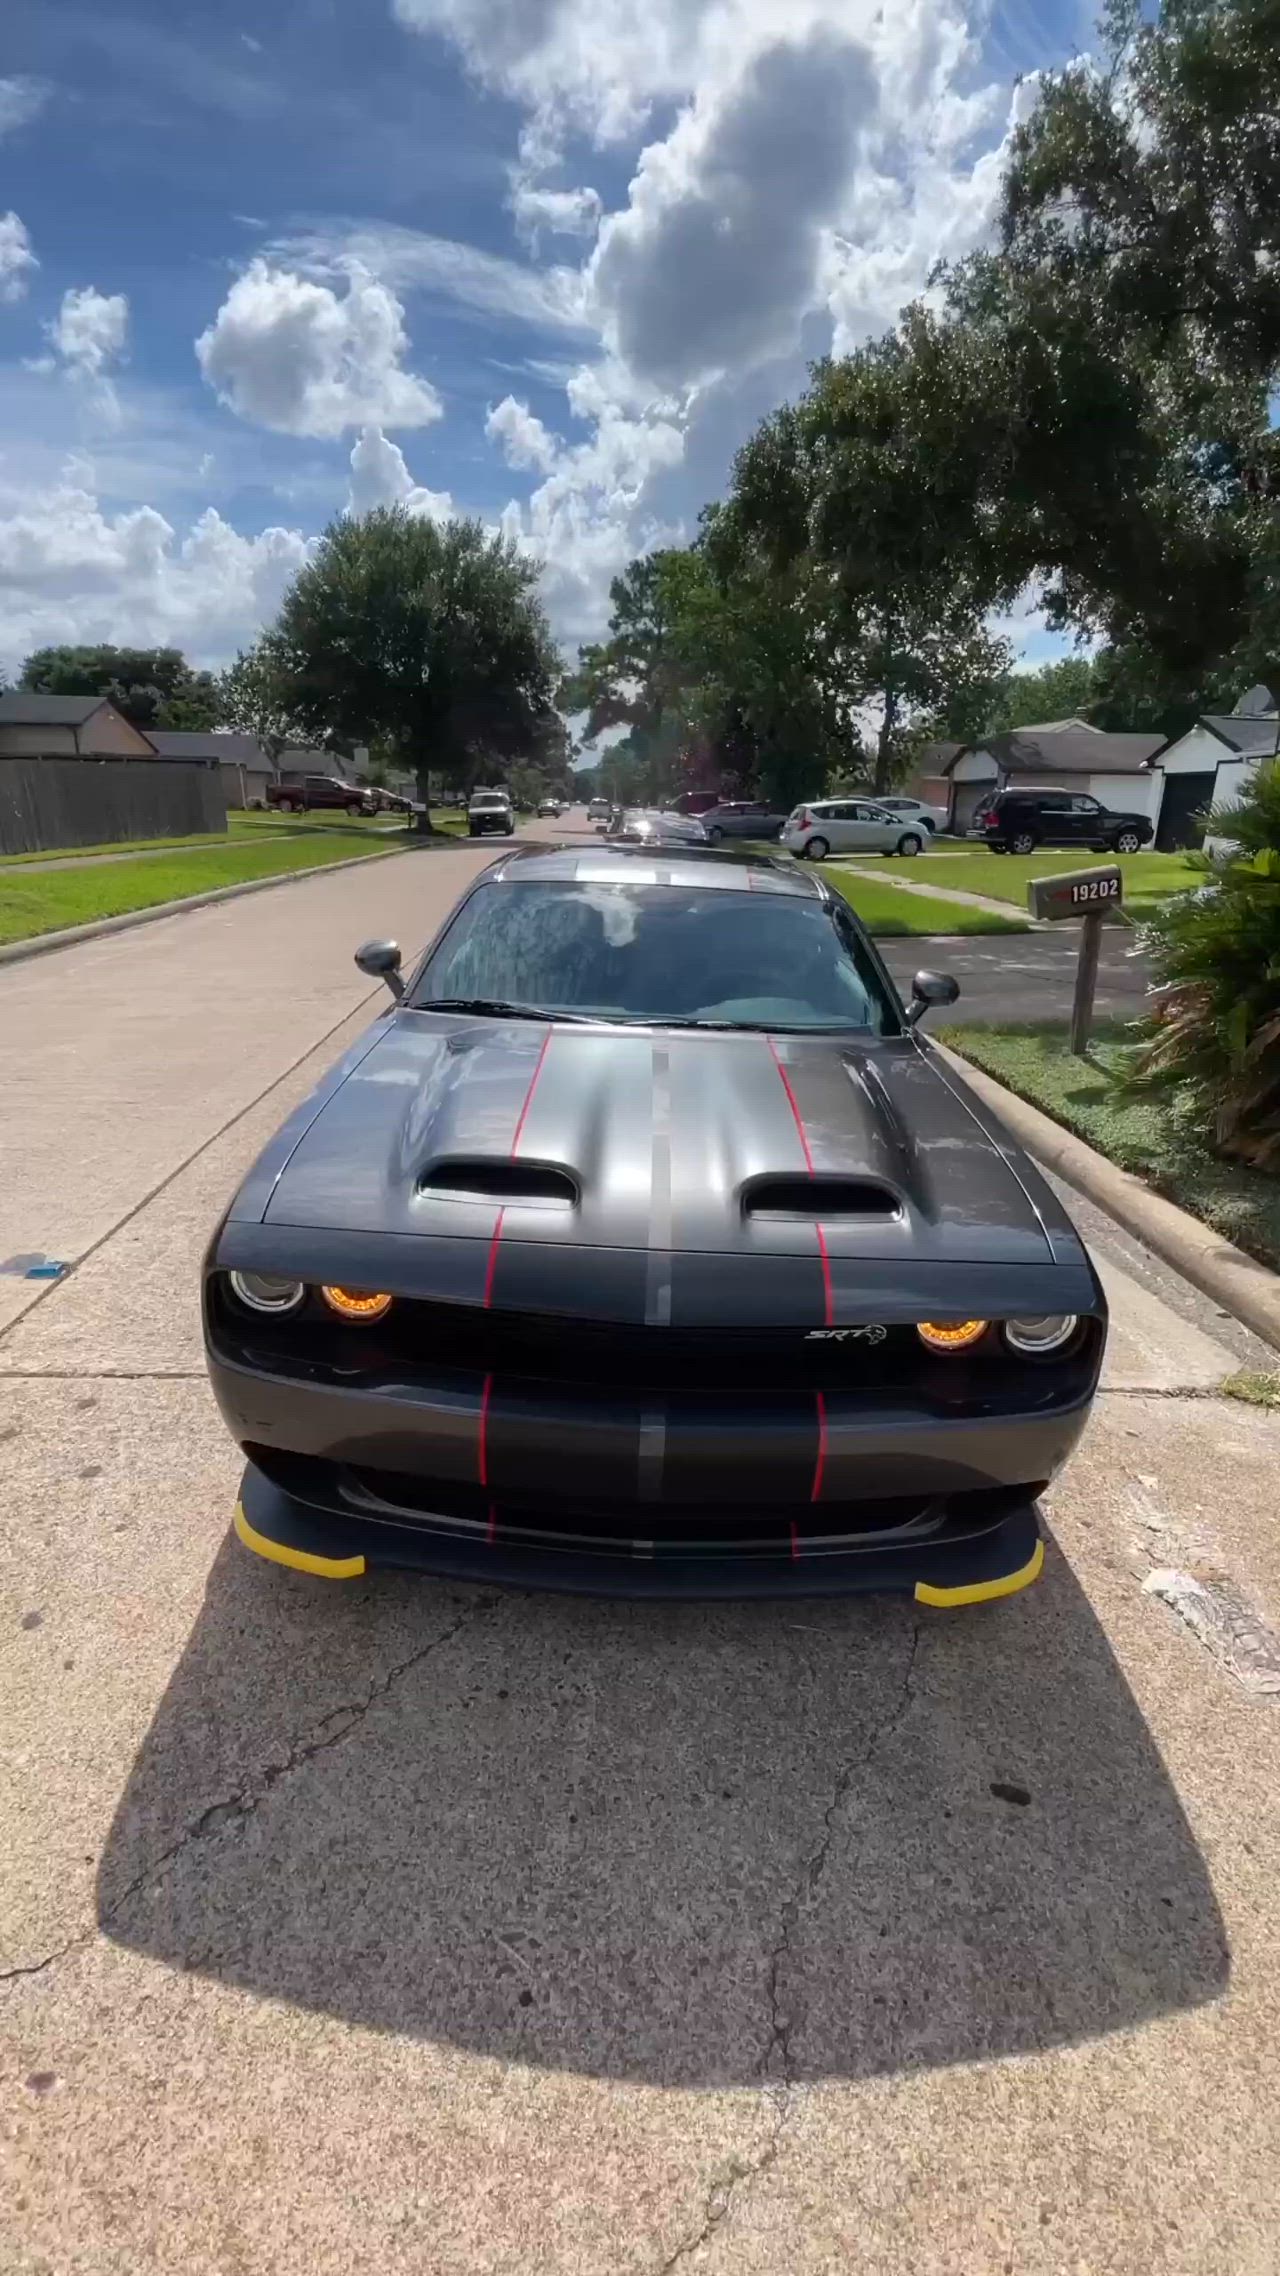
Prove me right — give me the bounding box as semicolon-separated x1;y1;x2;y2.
97;1532;1227;2087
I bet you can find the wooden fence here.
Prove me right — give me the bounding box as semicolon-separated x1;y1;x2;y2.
0;757;228;855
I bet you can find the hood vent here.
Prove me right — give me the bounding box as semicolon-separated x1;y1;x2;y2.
419;1159;578;1208
743;1175;900;1220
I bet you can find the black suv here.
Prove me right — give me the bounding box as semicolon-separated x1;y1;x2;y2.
975;788;1154;855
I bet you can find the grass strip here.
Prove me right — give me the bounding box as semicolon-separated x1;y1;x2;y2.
826;867;1029;936
944;1018;1280;1272
0;834;406;945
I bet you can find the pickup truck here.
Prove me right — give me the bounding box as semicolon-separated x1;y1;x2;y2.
266;772;376;817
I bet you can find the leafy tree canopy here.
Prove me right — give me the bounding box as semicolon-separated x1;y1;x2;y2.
269;509;561;806
19;644;220;731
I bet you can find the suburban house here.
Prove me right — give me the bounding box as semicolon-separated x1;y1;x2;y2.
148;729;276;810
940;721;1168;834
1149;681;1280;850
0;692;157;758
901;740;965;814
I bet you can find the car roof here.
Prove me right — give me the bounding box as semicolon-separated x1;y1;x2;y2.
478;841;826;900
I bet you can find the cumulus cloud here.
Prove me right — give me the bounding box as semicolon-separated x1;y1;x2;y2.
347;423;453;520
48;287;129;380
0;211;37;303
0;76;49;139
485;395;558;473
0;470;314;675
495;402;685;648
590;28;875;389
196;259;442;438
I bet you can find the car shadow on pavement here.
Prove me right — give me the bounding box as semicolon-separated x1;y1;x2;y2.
97;1531;1227;2087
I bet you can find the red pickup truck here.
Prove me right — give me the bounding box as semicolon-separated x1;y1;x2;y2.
266;772;376;817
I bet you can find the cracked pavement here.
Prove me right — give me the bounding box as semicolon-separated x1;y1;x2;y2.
4;846;1280;2273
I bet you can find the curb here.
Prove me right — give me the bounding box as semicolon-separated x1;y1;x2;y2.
936;1041;1280;1354
0;840;444;969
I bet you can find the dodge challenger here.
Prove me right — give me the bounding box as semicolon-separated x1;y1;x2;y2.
204;844;1106;1601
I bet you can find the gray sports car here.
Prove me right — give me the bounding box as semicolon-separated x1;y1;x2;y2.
204;844;1106;1601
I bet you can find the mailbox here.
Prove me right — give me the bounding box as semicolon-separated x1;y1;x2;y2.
1027;864;1122;922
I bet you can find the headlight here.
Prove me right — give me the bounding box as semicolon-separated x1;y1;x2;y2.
321;1285;394;1322
227;1270;306;1315
916;1319;988;1353
1003;1314;1079;1356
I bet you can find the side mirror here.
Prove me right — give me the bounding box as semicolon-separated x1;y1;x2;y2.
905;969;959;1028
355;938;405;1000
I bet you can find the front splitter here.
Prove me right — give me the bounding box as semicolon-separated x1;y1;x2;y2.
234;1462;1044;1605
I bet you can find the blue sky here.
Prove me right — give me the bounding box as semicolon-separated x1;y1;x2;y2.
0;0;1088;681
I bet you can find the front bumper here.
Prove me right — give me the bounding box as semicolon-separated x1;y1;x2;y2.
234;1456;1044;1603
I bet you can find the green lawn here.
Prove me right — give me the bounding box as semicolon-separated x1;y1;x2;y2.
825;865;1030;936
0;807;462;866
849;846;1200;917
943;1019;1280;1272
0;825;247;864
0;832;410;946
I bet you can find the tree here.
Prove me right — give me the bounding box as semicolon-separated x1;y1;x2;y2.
983;656;1096;733
216;638;304;762
724;325;1012;790
267;509;560;826
19;644;220;730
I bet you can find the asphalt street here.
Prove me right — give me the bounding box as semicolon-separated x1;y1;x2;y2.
3;818;1279;2275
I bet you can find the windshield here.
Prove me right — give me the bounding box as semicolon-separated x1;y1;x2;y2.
470;792;509;808
410;881;898;1032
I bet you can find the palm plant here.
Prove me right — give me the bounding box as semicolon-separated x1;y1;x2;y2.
1135;761;1280;1168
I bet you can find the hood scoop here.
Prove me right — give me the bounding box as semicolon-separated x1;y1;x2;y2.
743;1175;900;1221
418;1157;578;1209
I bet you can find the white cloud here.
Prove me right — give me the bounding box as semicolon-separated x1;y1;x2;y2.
266;221;588;333
511;180;603;249
196;259;442;438
485;395;559;474
347;424;453;521
394;0;1035;647
0;76;49;139
49;287;129;380
0;211;37;304
0;472;315;675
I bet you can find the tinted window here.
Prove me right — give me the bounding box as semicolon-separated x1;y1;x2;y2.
411;881;898;1033
1070;795;1101;813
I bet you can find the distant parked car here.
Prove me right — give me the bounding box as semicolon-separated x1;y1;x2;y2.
608;808;709;845
974;788;1154;855
266;773;376;817
874;795;947;834
587;796;610;822
538;797;565;817
468;788;516;838
700;799;788;843
782;799;928;861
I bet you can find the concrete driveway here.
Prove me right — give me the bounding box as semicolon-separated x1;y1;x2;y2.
3;839;1280;2274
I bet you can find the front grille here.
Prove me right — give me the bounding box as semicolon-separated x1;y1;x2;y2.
212;1284;1094;1400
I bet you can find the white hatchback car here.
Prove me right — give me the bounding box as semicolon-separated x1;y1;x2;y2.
782;798;931;861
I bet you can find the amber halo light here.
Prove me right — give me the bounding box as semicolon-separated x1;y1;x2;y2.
321;1286;394;1322
916;1319;989;1353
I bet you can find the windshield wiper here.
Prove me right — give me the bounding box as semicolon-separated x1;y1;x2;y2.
414;997;595;1023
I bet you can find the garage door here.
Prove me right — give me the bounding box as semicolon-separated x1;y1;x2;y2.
1157;772;1216;850
951;782;993;833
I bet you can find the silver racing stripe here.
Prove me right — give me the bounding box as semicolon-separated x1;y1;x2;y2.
645;1042;674;1327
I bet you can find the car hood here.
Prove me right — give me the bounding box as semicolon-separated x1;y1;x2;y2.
239;1015;1067;1272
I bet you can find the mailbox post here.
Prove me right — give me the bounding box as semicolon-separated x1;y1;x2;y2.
1026;865;1123;1057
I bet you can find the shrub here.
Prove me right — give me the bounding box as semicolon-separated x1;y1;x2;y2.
1135;761;1280;1169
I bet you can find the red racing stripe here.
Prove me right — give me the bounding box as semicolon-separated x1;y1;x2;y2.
482;1028;555;1312
766;1033;833;1329
811;1391;828;1504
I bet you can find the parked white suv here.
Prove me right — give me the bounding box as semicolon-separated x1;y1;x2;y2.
782;798;929;861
